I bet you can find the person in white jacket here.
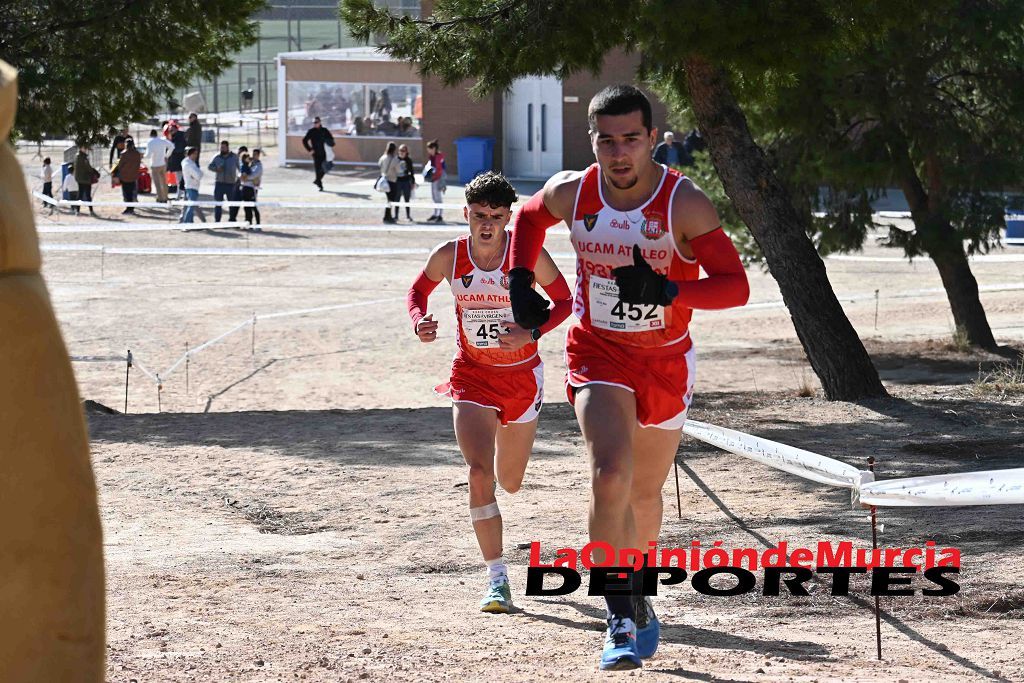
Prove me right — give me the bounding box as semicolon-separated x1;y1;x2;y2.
180;147;203;224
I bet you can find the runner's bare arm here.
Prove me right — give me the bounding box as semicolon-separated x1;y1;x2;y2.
408;242;454;339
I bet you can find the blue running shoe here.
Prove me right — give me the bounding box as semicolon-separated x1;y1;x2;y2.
633;595;660;658
599;616;641;670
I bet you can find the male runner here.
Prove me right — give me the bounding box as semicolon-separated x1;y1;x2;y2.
407;171;573;613
506;85;749;669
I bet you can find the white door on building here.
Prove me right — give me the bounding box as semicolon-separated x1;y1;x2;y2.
503;76;563;178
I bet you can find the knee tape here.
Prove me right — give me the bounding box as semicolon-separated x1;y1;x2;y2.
469;501;500;522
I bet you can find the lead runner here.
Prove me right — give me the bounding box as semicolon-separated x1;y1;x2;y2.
407;171;573;613
507;85;750;669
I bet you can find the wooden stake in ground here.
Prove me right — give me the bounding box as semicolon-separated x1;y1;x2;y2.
124;349;132;414
157;374;162;413
868;455;882;660
874;290;880;330
185;341;190;395
673;459;682;519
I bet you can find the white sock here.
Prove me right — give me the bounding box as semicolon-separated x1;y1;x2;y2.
485;557;508;583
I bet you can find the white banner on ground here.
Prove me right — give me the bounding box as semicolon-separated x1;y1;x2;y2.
683;419;863;489
859;468;1024;506
38;223;247;233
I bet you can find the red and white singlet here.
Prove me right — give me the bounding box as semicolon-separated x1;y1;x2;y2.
451;232;539;368
569;163;699;349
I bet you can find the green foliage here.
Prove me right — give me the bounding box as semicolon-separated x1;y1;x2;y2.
684;152;762;266
1;0;266;143
746;0;1024;258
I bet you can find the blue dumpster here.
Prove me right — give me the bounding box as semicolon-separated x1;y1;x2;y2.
1006;218;1024;246
454;136;495;184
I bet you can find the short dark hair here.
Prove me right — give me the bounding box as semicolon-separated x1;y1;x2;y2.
588;85;653;133
465;171;517;209
426;139;439;150
221;140;229;147
150;129;158;136
43;157;51;164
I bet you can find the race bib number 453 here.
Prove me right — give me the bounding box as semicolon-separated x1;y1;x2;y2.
588;276;665;332
461;307;513;348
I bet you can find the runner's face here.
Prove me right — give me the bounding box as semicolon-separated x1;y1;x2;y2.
464;203;511;246
591;110;657;190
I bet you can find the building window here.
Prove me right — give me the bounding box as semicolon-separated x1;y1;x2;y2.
286;81;422;139
376;0;420;18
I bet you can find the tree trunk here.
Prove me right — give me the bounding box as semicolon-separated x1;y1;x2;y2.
683;55;888;400
889;139;999;351
929;242;998;350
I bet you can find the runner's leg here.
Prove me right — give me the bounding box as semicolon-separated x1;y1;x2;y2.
629;426;683;548
453;402;501;562
494;418;537;494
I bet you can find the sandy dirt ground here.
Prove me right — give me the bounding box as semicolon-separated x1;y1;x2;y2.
16;144;1024;681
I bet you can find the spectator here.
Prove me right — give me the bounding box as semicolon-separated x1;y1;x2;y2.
145;129;173;203
228;145;248;222
180;146;202;225
73;146;97;216
352;116;366;136
378;141;401;224
117;139;142;214
109;127;128;166
186;112;202;156
207;140;239;222
302;116;335;191
653;131;691;168
683;128;706;157
240;148;263;229
166;122;187;196
40;157;53;210
61;164;78;211
375;88;393;121
425;139;446;223
395;144;416;221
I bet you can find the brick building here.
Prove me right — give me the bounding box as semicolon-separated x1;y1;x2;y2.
276;40;672;177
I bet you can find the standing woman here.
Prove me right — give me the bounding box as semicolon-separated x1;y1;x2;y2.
425;139;447;223
395;144;416;221
240;148;263;229
378;141;401;224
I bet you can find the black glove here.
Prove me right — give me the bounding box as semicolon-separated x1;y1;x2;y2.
611;244;677;306
508;267;551;329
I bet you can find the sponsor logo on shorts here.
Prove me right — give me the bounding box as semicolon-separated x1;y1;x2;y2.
535;398;542;411
461;274;474;288
583;214;598;232
640;214;666;240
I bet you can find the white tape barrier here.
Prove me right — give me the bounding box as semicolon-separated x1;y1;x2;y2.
737;282;1024;312
859;468;1024;507
683;420;1024;507
39;223;247;233
37;222;572;236
35;191;463;211
683;419;864;489
71;296;405;387
42;244;429;257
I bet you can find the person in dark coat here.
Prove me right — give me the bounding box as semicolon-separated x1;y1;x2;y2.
652;131;692;168
302;116;335;191
72;147;97;216
166;124;187;196
116;139;142;213
186;112;202;156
